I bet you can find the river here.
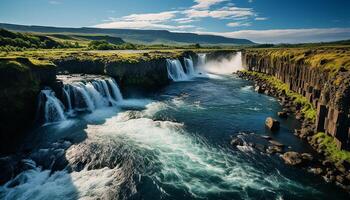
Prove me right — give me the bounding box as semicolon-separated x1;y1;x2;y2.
0;53;348;200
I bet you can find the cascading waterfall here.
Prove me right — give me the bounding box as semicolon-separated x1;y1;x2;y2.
39;89;66;123
197;52;243;75
166;59;188;81
166;56;197;81
197;53;206;67
107;79;123;102
37;78;123;124
184;56;195;76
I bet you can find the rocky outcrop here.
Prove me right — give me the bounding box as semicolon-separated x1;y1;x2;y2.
106;58;169;90
265;117;280;131
242;50;350;150
0;58;57;154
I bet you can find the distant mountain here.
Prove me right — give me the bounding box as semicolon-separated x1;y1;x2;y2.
0;23;254;45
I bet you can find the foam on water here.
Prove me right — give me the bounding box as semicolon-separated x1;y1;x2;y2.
0;166;124;200
77;102;319;198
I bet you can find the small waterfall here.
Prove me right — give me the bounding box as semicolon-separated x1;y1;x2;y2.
39;89;66;123
107;79;123;102
166;59;188;81
85;82;107;108
184;56;195;76
71;82;95;111
36;78;124;125
197;54;206;67
63;85;72;112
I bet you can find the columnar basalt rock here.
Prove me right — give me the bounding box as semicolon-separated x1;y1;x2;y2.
242;50;350;150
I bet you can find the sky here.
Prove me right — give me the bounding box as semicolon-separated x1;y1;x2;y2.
0;0;349;43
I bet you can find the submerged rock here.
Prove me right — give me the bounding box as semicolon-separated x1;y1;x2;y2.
277;111;288;119
265;117;280;131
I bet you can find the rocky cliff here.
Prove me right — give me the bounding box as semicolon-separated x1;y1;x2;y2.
242;48;350;150
0;58;57;154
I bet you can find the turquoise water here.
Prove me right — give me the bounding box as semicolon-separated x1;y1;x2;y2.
1;74;349;200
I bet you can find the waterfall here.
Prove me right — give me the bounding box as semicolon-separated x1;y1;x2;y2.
107;79;123;102
85;82;107;108
39;89;66;123
231;52;243;72
184;56;195;76
197;52;243;75
166;59;188;81
71;82;95;111
197;53;206;67
63;85;72;112
36;78;124;125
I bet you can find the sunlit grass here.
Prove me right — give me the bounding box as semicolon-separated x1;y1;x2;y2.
313;132;350;163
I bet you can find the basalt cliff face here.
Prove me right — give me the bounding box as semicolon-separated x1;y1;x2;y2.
242;49;350;150
0;58;58;153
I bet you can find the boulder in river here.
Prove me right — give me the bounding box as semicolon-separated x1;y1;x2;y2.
282;151;303;166
265;117;280;131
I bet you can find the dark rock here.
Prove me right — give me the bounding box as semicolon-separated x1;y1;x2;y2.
266;145;284;154
265;117;280;131
336;175;345;184
255;86;264;93
231;137;244;146
310;167;323;175
277;111;288;118
282;152;303;166
301;153;313;161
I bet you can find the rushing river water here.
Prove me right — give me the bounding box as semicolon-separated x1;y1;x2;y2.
1;54;349;200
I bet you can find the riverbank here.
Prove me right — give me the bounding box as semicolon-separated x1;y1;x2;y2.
236;67;350;191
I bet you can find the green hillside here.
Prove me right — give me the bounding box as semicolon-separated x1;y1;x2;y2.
0;23;255;45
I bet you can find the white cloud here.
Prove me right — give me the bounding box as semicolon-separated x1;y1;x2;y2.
227;22;251;27
94;20;194;30
173;18;196;24
255;17;268;21
94;11;197;30
195;28;350;43
184;6;254;20
49;1;61;5
192;0;227;9
121;11;178;23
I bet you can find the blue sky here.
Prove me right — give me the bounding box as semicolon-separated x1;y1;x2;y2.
0;0;349;43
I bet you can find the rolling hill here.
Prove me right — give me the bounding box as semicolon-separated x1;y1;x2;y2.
0;23;254;45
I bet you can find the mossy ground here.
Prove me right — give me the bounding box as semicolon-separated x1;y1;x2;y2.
312;132;350;163
245;47;350;75
242;70;316;121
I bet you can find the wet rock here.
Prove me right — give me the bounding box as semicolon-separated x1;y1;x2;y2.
266;145;283;154
282;152;303;166
277;111;288;119
261;135;272;140
309;167;323;175
336;175;345;184
301;153;313;161
322;160;332;167
231;137;244;146
255;85;264;93
265;117;280;131
269;140;284;147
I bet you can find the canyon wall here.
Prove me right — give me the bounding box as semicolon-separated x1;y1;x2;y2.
242;50;350;150
0;58;58;153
